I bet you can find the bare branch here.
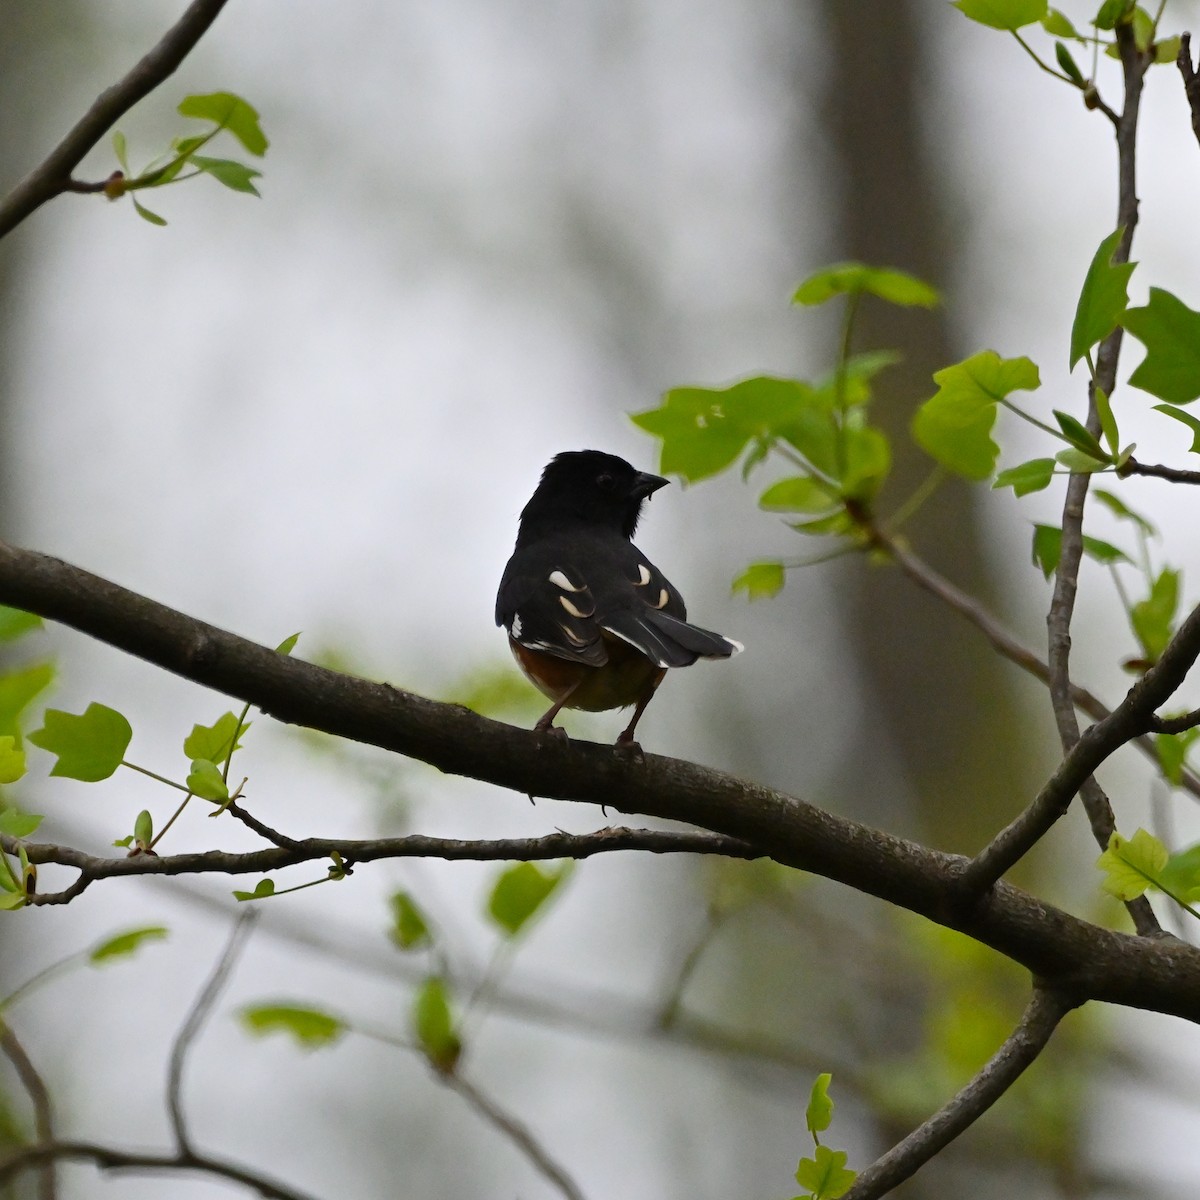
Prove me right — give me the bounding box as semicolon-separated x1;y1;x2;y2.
0;1020;56;1200
444;1073;587;1200
1177;32;1200;151
1121;457;1200;485
0;0;232;239
962;599;1200;895
1042;25;1158;935
1151;707;1200;735
168;912;257;1155
0;1139;318;1200
2;540;1200;1018
844;985;1073;1199
872;526;1200;801
4;827;761;905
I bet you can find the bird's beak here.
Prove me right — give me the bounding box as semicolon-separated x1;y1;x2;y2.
632;471;669;499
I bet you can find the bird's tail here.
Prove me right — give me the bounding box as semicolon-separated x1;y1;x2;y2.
603;609;743;669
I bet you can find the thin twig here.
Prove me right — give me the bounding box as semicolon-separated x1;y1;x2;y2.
0;1020;56;1200
1177;33;1200;151
167;912;257;1155
444;1072;587;1200
1120;457;1200;484
1043;22;1158;935
0;0;232;238
844;985;1074;1198
4;827;762;906
0;1140;318;1200
870;526;1200;803
962;599;1200;895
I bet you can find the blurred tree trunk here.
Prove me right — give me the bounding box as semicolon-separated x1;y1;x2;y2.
811;0;1047;852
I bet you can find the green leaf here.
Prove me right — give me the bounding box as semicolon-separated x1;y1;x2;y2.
486;861;571;938
840;425;891;500
389;890;432;950
1154;403;1200;452
0;607;41;643
241;1003;346;1047
190;155;262;195
112;130;130;173
0;662;54;739
1156;727;1200;787
732;561;786;600
1129;3;1154;49
792;263;938;308
1043;8;1081;36
1123;288;1200;404
1094;386;1119;454
132;197;167;226
90;925;168;964
1031;524;1062;579
795;1145;857;1199
412;976;461;1072
1055;447;1110;473
234;878;277;902
1053;410;1108;460
790;512;855;538
275;632;301;656
1131;567;1179;662
0;737;26;785
1095;0;1135;29
1055;41;1087;85
133;809;154;846
1155;34;1183;64
806;1073;834;1137
28;703;132;781
1093;489;1156;534
1097;828;1167;900
0;807;41;838
1070;228;1134;369
632;377;820;482
759;476;839;513
912;351;1040;480
1159;842;1200;901
993;458;1055;496
178;92;269;156
186;758;230;802
1081;534;1131;566
183;713;247;768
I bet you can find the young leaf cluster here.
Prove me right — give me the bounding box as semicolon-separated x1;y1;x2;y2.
106;92;268;226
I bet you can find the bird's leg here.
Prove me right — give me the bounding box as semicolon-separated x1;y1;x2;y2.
534;681;582;738
615;669;666;751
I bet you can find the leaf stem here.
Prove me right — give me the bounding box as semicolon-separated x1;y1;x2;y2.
121;761;190;793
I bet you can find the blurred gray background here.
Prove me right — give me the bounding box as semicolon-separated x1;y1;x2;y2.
2;1;1200;1196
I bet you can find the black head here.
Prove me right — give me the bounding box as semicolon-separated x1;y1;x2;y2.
518;450;668;541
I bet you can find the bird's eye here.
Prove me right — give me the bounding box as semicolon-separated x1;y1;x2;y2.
596;473;615;490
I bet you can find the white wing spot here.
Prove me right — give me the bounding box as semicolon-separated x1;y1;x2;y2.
511;614;523;638
635;564;652;586
559;595;590;619
549;569;585;592
654;588;669;610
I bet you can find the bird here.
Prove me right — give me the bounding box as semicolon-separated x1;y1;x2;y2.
495;450;742;746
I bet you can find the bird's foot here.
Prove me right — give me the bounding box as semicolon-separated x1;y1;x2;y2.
614;735;645;763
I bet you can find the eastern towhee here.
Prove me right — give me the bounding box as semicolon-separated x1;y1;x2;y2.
496;450;742;745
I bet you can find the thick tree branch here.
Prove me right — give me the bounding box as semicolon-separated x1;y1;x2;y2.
0;0;231;239
845;984;1072;1198
2;541;1200;1020
4;828;760;906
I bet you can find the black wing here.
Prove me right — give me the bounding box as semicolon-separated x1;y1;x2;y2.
497;531;742;670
